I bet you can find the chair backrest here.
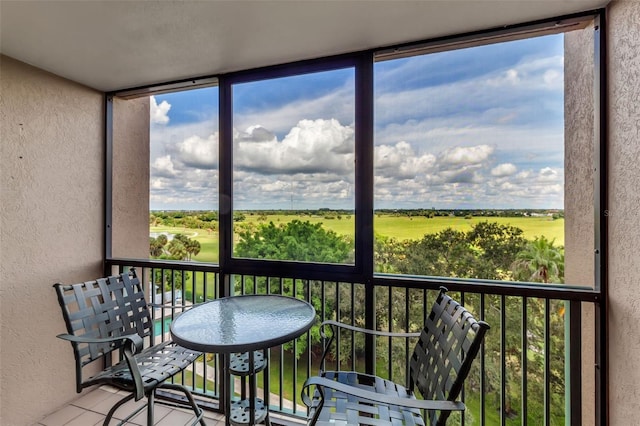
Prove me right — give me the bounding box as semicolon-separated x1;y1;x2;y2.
53;269;152;383
409;287;489;426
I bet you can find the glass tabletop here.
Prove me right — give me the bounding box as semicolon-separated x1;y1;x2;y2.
170;294;316;353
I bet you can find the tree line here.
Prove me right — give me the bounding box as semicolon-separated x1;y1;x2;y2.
149;208;564;231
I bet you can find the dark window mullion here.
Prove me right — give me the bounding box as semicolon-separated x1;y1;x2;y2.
218;75;233;298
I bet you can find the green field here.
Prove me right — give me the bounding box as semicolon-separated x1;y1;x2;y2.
240;214;564;243
151;226;219;262
152;215;564;263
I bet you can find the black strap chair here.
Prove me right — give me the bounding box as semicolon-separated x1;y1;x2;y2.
53;268;206;426
302;287;489;426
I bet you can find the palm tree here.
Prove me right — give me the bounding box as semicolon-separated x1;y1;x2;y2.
185;239;201;260
149;237;165;258
511;236;564;283
167;239;187;260
156;233;168;246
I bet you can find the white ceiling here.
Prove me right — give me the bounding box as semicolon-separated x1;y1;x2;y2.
0;0;609;92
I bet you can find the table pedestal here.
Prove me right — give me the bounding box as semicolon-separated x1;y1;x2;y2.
229;399;268;425
228;351;270;425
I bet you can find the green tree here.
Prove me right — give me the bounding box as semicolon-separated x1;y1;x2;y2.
149;237;165;257
374;234;403;273
394;228;477;277
467;221;528;280
153;269;188;292
185;238;201;260
389;222;527;280
235;220;351;263
156;233;168;246
167;238;187;260
511;236;564;283
157;233;202;261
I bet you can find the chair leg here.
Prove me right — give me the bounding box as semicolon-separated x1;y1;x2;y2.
103;393;135;426
160;383;206;426
147;390;155;426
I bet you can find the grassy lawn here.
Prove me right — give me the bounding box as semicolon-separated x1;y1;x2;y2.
264;350;311;405
152;215;564;265
177;369;216;395
151;225;219;263
241;214;564;244
374;215;564;245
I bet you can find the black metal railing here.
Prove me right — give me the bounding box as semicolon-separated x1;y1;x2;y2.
107;259;587;425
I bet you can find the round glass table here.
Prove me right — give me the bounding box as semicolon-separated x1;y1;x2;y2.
171;294;316;425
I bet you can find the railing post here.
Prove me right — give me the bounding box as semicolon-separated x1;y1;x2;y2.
364;280;375;375
353;50;376;376
568;300;582;426
104;95;113;276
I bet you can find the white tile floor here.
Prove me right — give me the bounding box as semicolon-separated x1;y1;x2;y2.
35;386;225;426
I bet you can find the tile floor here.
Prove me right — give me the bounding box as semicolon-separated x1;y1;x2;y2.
35;386;225;426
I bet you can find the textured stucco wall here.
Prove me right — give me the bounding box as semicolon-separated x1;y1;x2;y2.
0;56;104;424
565;2;640;422
607;1;640;423
565;23;596;288
112;97;150;259
0;2;637;423
565;23;597;425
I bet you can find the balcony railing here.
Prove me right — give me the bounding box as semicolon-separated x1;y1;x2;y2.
107;259;585;425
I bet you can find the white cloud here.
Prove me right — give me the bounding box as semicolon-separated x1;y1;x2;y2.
505;69;520;85
148;111;221;209
538;167;559;182
234;119;355;175
516;170;533;180
491;163;518;177
500;181;516;190
538;183;563;195
486;55;563;91
543;69;562;87
375;141;437;179
440;167;484;184
439;145;494;166
375;52;564;139
152;155;177;177
235;85;354;137
219;119;359;209
149;41;566;210
150;178;166;190
178;134;219;169
150;96;171;125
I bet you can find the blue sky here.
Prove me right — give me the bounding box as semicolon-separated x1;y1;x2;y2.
149;34;565;211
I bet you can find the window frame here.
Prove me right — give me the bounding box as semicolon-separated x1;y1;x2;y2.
218;53;374;282
106;9;605;301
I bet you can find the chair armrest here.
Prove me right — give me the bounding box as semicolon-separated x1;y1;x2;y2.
302;375;465;412
56;333;144;354
148;303;189;310
148;301;210;310
320;320;421;339
57;332;145;400
317;320;421;368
